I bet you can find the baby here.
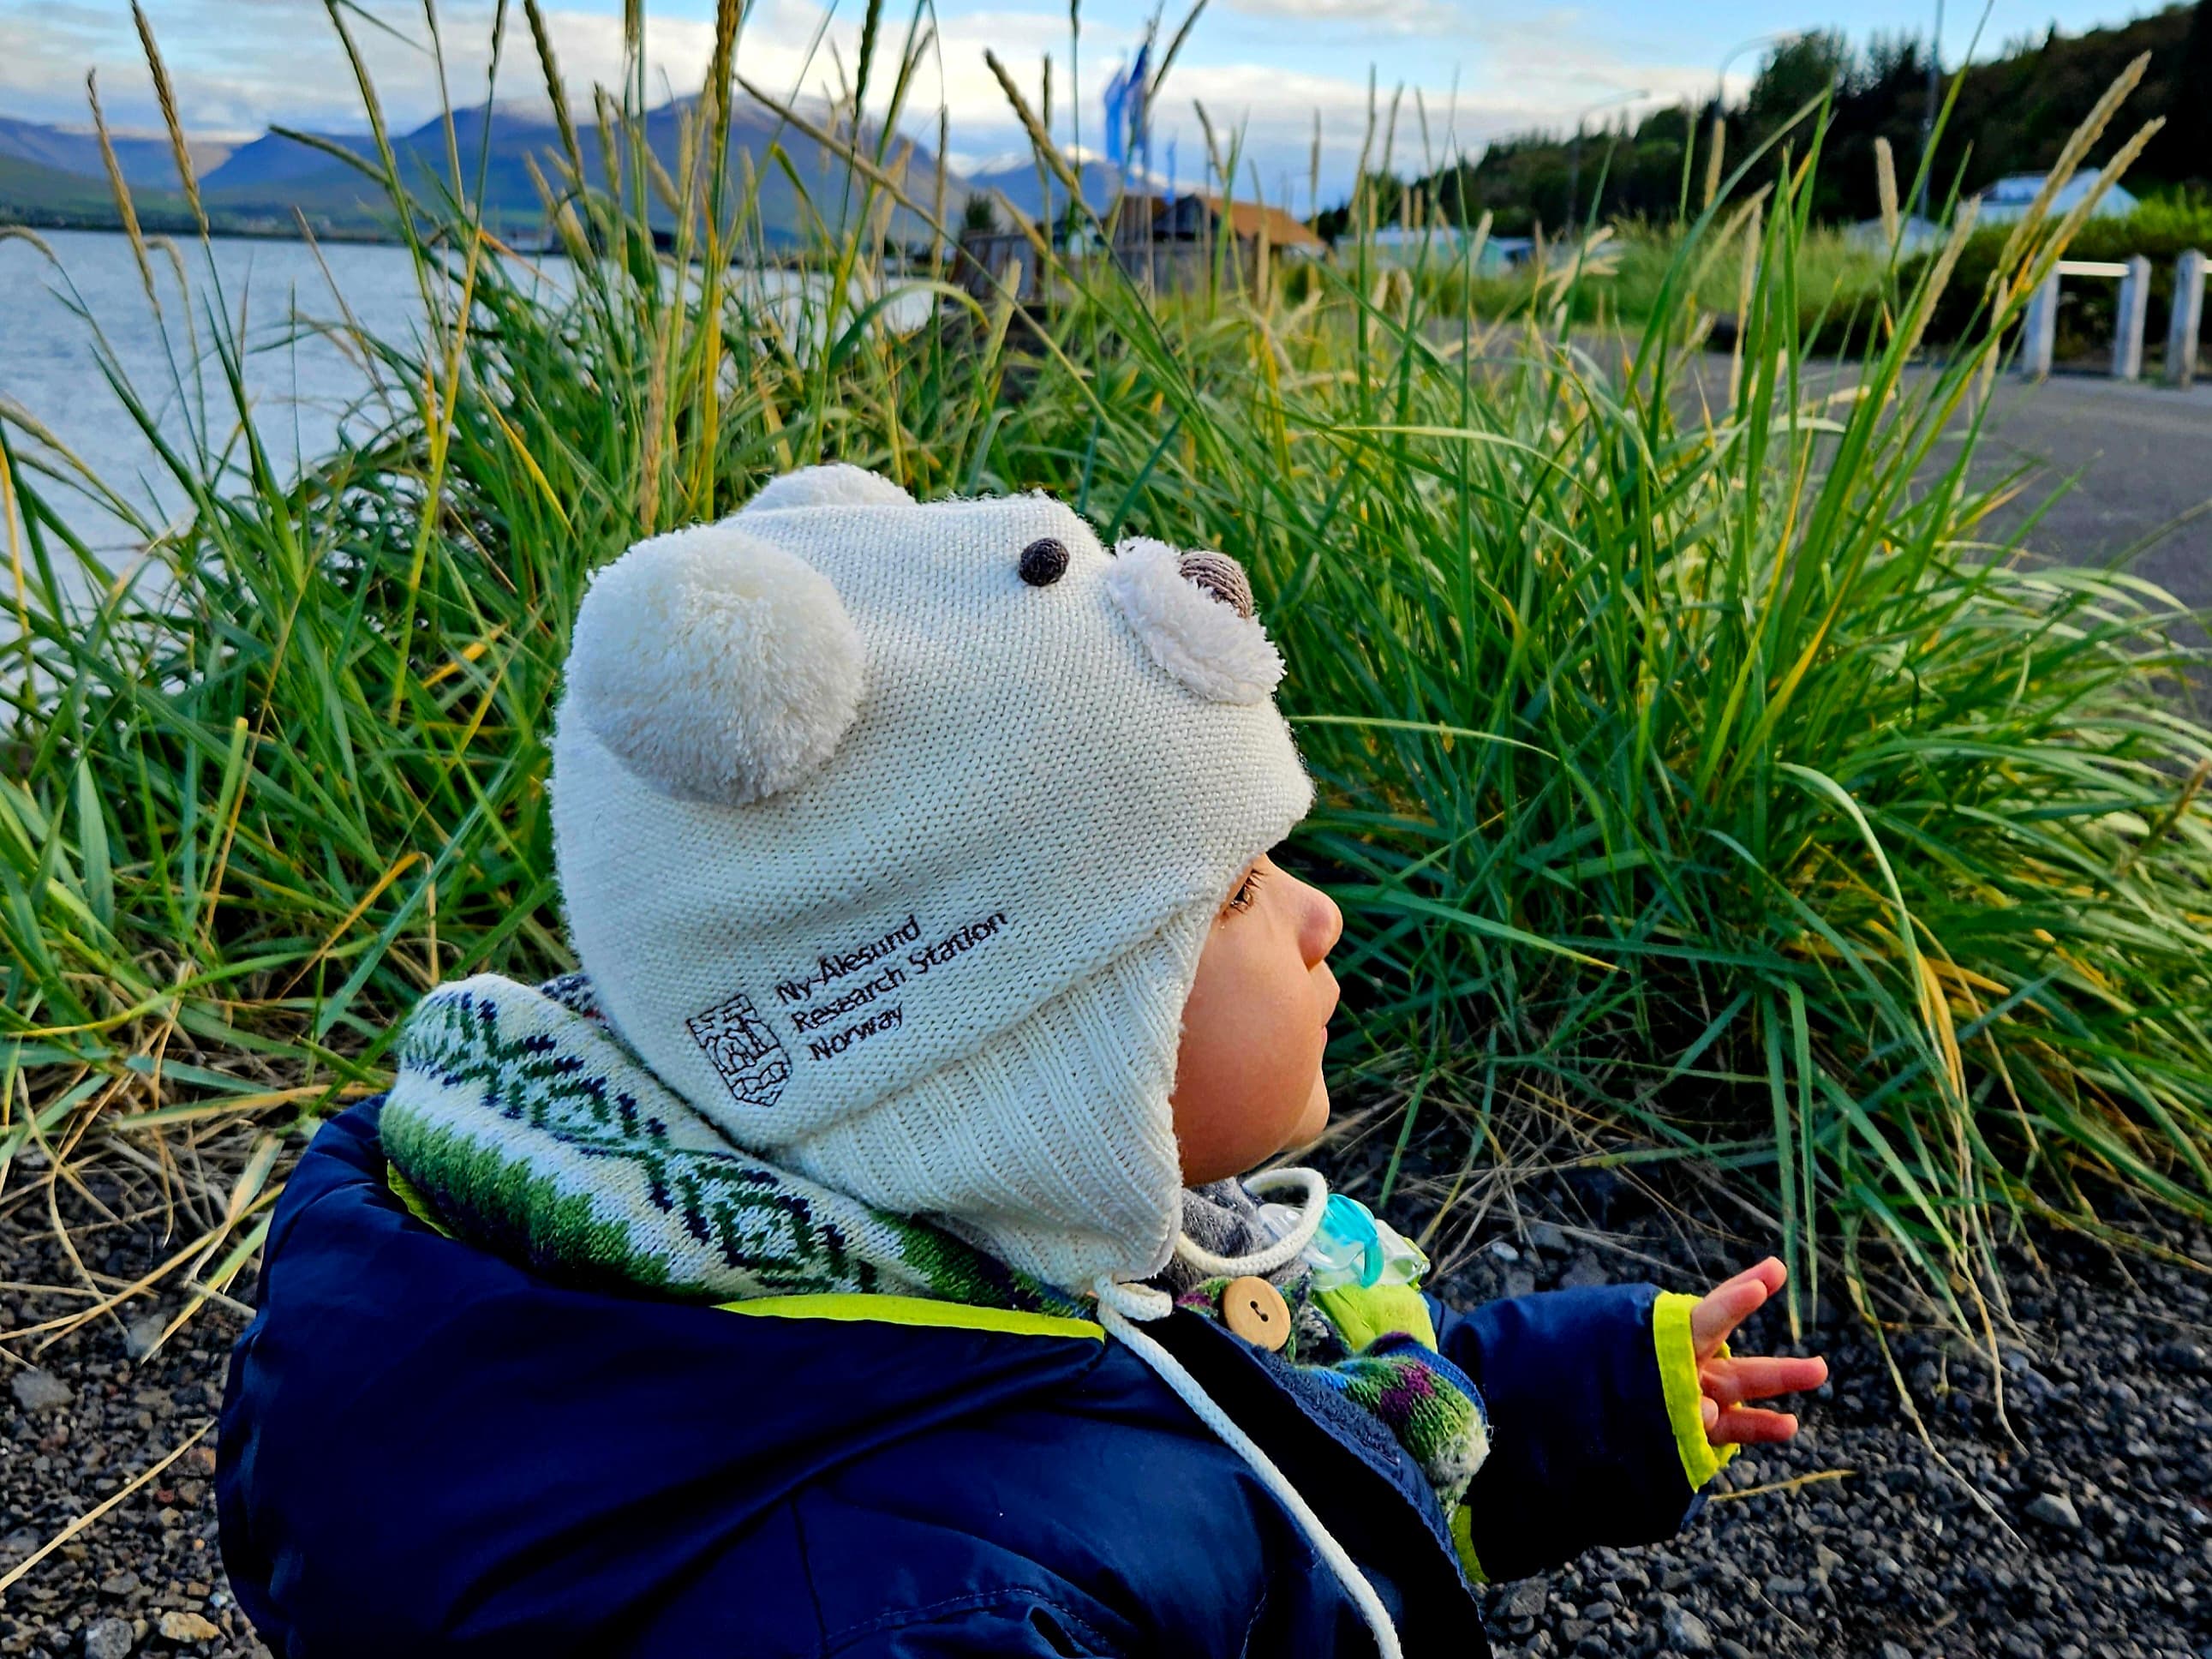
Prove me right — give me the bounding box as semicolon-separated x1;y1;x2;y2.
218;467;1825;1656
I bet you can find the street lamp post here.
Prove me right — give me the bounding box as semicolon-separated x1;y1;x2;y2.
1705;31;1800;209
1715;31;1800;111
1568;87;1650;228
1916;0;1946;222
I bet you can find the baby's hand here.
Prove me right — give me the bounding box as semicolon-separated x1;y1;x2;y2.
1689;1258;1827;1446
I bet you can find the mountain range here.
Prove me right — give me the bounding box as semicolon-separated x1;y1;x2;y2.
0;100;1147;248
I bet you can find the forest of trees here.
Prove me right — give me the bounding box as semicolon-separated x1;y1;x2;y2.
1317;1;2210;239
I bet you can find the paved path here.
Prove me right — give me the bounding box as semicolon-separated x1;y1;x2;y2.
1616;336;2212;603
1964;371;2212;611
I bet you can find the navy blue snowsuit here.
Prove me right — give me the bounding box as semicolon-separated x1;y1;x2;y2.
219;1102;1714;1655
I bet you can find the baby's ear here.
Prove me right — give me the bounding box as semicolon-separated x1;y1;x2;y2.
566;521;865;806
738;463;912;513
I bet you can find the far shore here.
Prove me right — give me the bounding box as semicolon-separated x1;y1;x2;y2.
0;213;403;247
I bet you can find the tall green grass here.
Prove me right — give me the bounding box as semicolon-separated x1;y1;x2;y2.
3;1;2208;1335
1408;217;1892;338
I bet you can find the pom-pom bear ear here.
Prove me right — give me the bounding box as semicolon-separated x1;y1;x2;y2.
1104;538;1285;704
567;522;865;806
740;464;913;513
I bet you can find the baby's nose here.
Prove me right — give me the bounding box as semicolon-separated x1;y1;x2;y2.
1176;549;1254;618
1305;883;1344;967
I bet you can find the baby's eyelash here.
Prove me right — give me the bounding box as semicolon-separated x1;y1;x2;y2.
1223;865;1265;915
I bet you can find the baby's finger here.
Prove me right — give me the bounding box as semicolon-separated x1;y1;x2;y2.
1688;1279;1763;1357
1689;1258;1785;1357
1699;1354;1828;1405
1709;1405;1799;1446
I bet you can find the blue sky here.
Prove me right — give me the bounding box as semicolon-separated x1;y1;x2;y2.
0;0;2167;201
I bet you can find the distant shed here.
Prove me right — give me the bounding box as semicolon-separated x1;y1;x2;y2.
1974;173;2138;225
1366;226;1534;272
1109;190;1324;292
1844;215;1943;254
1138;191;1327;257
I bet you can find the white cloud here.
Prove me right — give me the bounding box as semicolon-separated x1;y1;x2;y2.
0;3;756;139
0;0;1714;202
1218;0;1461;33
0;2;1103;141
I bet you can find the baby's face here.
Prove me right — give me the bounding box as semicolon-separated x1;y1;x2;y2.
1170;854;1344;1185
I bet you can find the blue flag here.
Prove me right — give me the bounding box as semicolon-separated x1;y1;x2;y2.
1126;43;1150;173
1103;59;1130;166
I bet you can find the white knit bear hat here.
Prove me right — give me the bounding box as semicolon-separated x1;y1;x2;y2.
553;464;1313;1289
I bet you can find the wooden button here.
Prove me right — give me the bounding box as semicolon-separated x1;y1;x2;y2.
1223;1276;1292;1352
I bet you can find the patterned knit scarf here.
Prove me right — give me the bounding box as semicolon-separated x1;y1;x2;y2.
1167;1182;1488;1512
380;973;1486;1515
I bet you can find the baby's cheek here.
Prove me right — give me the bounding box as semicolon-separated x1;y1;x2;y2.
1288;1069;1331;1147
1254;996;1328;1139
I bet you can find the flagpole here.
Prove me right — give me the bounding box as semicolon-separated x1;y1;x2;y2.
1138;24;1154;284
1103;54;1128;270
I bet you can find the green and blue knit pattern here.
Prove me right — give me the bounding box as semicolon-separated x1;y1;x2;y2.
379;973;1087;1319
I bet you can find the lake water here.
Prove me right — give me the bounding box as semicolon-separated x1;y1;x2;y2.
0;229;933;574
1;229;461;553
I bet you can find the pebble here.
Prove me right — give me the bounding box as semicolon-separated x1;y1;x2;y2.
1560;1255;1610;1291
98;1568;141;1596
157;1609;222;1643
1497;1580;1545;1621
2156;1339;2207;1375
123;1311;168;1361
1661;1605;1715;1654
1811;1544;1844;1590
81;1619;135;1659
1525;1221;1569;1255
1877;1644;1911;1659
2025;1491;2083;1532
11;1368;74;1414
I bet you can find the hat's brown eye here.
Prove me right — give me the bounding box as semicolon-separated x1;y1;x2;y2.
1019;537;1069;587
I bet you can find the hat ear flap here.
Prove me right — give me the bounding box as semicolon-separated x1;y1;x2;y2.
567;522;865;806
740;464;913;513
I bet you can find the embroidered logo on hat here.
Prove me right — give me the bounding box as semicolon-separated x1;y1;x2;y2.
685;990;792;1110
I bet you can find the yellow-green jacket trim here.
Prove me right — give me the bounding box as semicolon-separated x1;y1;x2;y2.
1653;1290;1737;1490
719;1292;1104;1342
1450;1501;1487;1584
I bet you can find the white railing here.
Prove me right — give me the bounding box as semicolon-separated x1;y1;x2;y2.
2169;249;2206;389
2018;251;2208;387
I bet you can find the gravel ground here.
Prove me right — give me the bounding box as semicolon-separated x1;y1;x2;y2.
0;1159;262;1659
3;1135;2209;1658
1434;1180;2212;1659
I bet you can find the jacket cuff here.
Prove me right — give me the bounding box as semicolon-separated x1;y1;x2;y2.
1653;1291;1737;1491
1448;1503;1486;1585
